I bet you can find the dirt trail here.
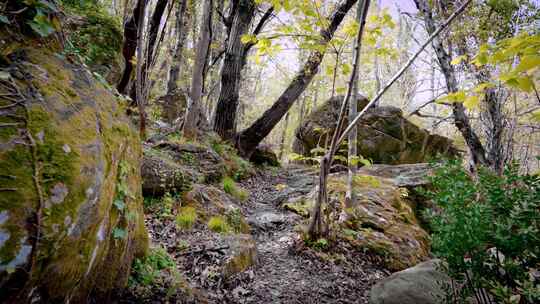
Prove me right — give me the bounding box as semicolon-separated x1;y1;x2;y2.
133;166;388;304
224;166;388;304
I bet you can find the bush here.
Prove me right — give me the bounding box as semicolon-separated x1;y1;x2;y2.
423;160;540;303
207;216;231;233
176;206;197;230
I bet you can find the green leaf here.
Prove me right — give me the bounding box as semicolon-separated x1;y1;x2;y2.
114;199;126;211
515;55;540;74
516;76;534;92
113;227;128;239
28;11;55;37
0;14;10;24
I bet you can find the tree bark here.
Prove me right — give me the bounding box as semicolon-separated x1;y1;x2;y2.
414;0;489;168
346;1;368;209
183;0;213;139
117;0;144;94
163;0;190;124
213;2;273;141
308;0;370;239
236;0;359;158
278;112;290;160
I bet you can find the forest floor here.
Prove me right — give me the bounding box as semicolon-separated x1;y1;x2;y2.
128;166;389;304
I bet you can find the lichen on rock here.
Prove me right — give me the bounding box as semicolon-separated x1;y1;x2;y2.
0;46;148;302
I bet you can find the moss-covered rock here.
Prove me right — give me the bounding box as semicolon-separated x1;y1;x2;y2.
0;46;148;302
141;142;227;196
286;165;431;271
292;95;458;165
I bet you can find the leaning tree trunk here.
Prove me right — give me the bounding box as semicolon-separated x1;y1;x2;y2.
183;0;213;139
236;0;360;158
414;0;489;168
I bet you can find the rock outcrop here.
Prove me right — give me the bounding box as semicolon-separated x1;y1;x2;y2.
369;259;450;304
0;46;148;301
284;164;432;270
292;95;458;165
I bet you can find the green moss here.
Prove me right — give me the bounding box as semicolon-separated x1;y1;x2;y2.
207;216;231;233
176;206;197;230
222;177;249;202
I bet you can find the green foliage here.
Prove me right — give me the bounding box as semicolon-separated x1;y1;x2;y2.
443;32;540;112
207;216;231;233
62;1;122;68
143;193;178;219
223;176;249;202
225;208;245;233
129;247;176;286
175;206;197;230
304;237;329;251
422;160;540;303
4;0;62;37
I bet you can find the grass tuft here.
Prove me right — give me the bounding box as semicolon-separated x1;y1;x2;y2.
176;206;197;229
207;216;231;233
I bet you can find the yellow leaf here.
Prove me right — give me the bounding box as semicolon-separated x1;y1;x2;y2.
516;76;534;92
515;55;540;73
451;55;467;65
463;95;480;110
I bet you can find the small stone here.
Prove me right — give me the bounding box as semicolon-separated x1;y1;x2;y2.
50;183;69;204
63;144;71;153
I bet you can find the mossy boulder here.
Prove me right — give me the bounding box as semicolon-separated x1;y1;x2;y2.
286;165;431;271
292;95;458;165
0;47;148;302
141;142;226;196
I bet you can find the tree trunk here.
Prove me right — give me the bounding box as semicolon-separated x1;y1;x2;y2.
117;0;144;94
163;0;189;124
278;112;290;160
213;0;263;141
135;0;148;138
183;0;213;139
308;0;370;239
414;0;489;168
236;0;359;158
345;1;367;209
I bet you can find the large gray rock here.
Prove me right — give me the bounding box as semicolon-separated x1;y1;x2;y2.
292;95;458;165
0;46;148;302
369;259;450;304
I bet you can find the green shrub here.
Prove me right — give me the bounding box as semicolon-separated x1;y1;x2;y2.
226;208;245;233
129;247;176;286
176;206;197;229
223;176;249;202
423;160;540;303
207;216;230;233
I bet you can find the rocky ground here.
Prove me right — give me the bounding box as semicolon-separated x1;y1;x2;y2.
123;165;390;303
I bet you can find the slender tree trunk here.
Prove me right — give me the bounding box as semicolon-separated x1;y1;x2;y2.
183;0;213;139
345;1;366;209
309;0;472;240
414;0;488;168
236;0;359;158
309;0;370;239
163;0;189;124
135;0;148;138
278;112;290;160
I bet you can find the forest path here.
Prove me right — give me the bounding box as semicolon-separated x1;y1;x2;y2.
224;166;387;304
